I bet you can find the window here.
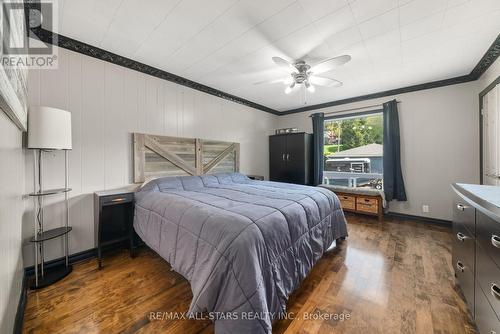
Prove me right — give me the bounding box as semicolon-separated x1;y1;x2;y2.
323;112;383;189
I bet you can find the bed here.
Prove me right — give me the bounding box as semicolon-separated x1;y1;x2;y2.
132;134;348;334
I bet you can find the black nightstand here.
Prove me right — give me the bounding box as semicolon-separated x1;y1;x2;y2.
94;187;137;268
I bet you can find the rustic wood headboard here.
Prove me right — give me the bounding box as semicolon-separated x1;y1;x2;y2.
133;133;240;183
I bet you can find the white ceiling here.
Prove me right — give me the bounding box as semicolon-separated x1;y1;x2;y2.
53;0;500;112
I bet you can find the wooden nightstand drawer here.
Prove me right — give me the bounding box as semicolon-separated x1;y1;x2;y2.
356;197;379;214
356;197;378;206
101;193;134;205
338;195;355;210
357;202;379;214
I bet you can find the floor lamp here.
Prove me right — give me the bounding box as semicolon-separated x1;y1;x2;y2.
27;106;73;289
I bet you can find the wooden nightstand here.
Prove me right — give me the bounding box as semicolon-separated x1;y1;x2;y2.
319;185;384;222
94;187;138;268
337;192;383;222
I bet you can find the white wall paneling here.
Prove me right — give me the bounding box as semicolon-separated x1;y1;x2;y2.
0;111;25;333
24;46;277;266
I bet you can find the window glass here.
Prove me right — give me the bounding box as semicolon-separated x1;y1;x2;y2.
323;113;383;189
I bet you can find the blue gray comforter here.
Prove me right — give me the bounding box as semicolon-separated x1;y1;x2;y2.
134;173;347;333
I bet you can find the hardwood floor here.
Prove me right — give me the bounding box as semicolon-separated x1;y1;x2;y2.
23;214;477;334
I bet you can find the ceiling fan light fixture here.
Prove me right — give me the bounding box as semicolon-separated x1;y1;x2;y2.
284;77;294;85
304;81;315;93
267;54;349;96
284;82;295;94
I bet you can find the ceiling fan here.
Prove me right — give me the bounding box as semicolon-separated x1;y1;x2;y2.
255;55;351;95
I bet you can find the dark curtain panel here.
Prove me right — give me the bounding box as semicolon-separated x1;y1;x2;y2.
311;112;324;186
383;100;407;201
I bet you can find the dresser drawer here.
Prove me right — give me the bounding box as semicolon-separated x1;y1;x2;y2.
452;221;475;273
455;254;475;315
453;252;474;314
453;196;475;234
356;197;379;214
477;243;500;321
338;194;355;210
475;281;500;334
477;211;500;270
452;222;475;314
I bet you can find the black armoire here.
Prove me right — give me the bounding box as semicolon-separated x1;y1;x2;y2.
269;132;313;185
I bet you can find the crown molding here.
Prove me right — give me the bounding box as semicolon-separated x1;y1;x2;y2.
470;33;500;80
28;14;499;117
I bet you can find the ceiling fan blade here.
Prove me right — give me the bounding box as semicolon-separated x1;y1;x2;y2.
253;78;287;85
272;56;299;73
310;76;343;87
310;55;351;74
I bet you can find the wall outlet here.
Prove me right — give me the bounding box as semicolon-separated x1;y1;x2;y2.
422;205;430;213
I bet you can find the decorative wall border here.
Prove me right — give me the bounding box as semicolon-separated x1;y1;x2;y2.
25;1;499;116
470;34;500;80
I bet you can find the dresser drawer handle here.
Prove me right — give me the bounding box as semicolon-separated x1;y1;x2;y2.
456;232;467;242
456;261;465;272
111;197;126;203
491;283;500;299
456;204;466;211
491;235;500;249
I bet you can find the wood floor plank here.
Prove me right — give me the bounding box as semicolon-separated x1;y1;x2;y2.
23;214;476;334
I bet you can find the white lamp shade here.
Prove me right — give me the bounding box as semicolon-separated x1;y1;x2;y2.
28;106;72;150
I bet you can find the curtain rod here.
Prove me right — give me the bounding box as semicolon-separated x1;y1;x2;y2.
309;100;401;117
